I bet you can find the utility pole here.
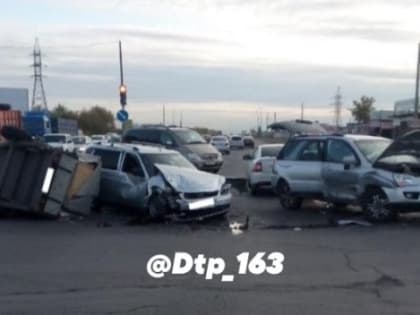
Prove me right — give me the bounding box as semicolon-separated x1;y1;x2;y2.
162;105;166;125
333;87;343;129
118;40;127;109
415;43;420;118
265;112;269;130
31;38;48;110
180;111;183;127
301;103;304;120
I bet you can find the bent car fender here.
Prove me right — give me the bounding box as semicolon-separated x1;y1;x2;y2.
360;170;395;191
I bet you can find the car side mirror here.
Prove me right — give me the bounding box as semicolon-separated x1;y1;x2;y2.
243;154;253;160
343;156;357;170
165;139;175;147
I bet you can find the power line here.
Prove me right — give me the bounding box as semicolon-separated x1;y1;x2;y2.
31;38;48;110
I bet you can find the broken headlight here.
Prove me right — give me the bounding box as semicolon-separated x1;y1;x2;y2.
394;174;416;187
221;183;231;195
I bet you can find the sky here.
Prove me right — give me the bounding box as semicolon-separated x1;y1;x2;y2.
0;0;420;132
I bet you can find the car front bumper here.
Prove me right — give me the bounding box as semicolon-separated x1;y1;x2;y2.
383;186;420;212
196;161;223;172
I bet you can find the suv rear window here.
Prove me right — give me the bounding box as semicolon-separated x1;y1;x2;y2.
123;129;161;144
92;149;121;170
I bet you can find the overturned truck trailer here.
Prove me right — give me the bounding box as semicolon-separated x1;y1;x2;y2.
0;142;100;217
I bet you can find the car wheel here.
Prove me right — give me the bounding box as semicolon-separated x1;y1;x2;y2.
277;180;302;210
362;187;396;222
147;194;166;220
247;181;258;196
91;199;102;213
333;202;348;209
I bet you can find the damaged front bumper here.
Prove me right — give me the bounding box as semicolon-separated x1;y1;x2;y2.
162;190;232;221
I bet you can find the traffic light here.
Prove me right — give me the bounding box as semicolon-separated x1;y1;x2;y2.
119;85;127;106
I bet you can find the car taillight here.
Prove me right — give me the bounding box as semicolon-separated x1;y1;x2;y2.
252;161;263;172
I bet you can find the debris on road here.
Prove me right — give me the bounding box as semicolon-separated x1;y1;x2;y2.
0;142;99;218
229;215;249;235
63;154;101;216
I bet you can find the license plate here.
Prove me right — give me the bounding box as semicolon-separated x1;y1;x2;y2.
189;198;215;211
205;161;217;166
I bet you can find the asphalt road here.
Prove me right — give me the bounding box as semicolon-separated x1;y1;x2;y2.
1;146;420;314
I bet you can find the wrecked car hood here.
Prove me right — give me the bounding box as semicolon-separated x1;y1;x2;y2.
374;130;420;165
154;164;224;193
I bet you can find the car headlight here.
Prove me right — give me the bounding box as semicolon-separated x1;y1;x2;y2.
394;174;416;187
187;153;203;163
221;183;231;195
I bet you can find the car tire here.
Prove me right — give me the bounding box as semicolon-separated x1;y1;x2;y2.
91;201;102;213
147;194;167;220
333;202;348;209
361;187;396;222
247;181;258;196
277;180;302;210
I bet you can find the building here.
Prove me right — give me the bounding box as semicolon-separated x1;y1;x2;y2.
394;98;416;117
0;87;30;112
393;98;420;137
368;110;394;138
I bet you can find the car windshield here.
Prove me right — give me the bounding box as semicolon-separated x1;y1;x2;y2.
212;136;227;142
231;136;242;141
261;145;283;157
354;139;391;163
141;153;196;175
91;135;105;141
44;135;66;143
72;137;86;144
172;129;206;144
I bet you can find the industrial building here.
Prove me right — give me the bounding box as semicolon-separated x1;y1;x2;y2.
0;87;30;112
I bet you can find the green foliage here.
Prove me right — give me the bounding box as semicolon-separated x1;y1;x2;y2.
50;104;116;135
78;106;116;135
351;96;375;123
50;104;78;120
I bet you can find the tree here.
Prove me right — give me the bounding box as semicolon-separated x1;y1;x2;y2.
50;104;79;120
351;96;375;123
78;106;116;135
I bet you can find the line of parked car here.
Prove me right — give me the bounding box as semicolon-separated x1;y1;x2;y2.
243;130;420;222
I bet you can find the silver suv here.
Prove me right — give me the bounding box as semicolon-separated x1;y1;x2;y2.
271;133;420;221
86;143;231;221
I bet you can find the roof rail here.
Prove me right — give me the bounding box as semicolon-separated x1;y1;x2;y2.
139;124;168;129
129;141;164;148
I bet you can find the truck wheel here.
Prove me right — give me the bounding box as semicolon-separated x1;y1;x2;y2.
362;187;396;222
277;180;302;210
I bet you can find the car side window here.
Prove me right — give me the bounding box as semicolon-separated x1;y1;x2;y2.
93;149;121;170
122;153;145;178
297;141;324;161
160;131;175;147
281;140;309;161
124;129;160;144
327;140;358;164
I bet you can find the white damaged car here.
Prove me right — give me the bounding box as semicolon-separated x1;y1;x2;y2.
86;143;231;221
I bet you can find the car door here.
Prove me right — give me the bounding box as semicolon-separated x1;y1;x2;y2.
119;153;149;208
322;139;363;202
280;139;325;193
92;148;123;205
